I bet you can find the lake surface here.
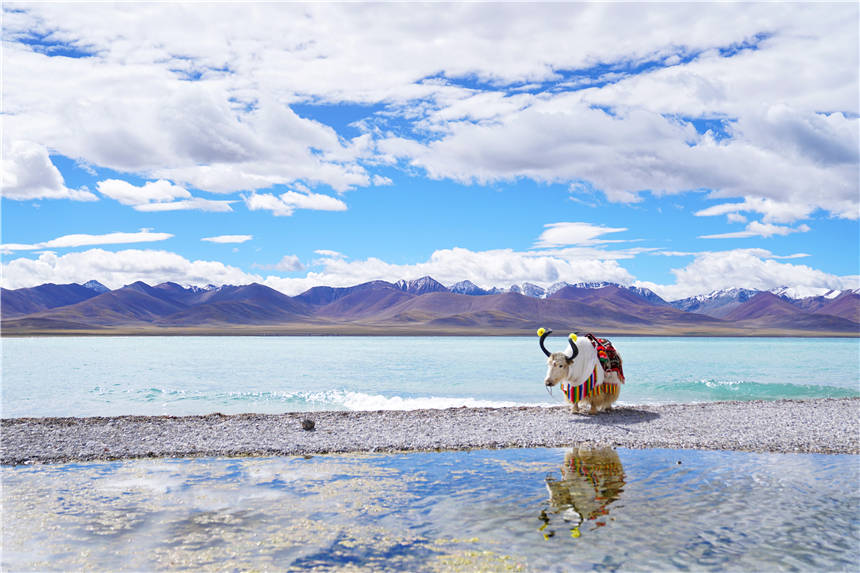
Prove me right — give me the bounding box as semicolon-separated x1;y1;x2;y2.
3;446;858;572
2;336;858;417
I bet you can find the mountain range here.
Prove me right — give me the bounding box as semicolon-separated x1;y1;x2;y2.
2;277;858;336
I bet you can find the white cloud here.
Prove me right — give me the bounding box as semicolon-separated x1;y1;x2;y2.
3;3;856;215
254;255;305;272
1;241;634;296
695;197;816;224
262;246;634;295
280;191;347;211
314;249;345;258
699;221;811;239
201;235;253;244
96;179;234;212
96;179;189;205
534;222;628;248
134;198;233;212
1;141;98;201
637;249;855;300
0;248;261;290
381;94;857;218
243;191;347;217
3;38;371;195
4;241;852;304
0;230;173;253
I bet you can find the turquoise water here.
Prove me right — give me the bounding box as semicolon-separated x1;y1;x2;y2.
2;336;858;417
3;447;858;572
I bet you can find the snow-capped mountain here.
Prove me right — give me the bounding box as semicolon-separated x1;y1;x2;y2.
509;282;547;298
546;282;572;296
82;280;109;293
395;276;448;295
4;277;857;333
670;288;758;318
449;280;489;295
769;286;843;300
628;286;672;307
670;286;860;319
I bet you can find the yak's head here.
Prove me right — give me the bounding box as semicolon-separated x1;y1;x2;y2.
538;328;579;387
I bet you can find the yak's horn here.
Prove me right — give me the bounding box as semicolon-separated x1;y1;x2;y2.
567;334;579;362
537;327;553;357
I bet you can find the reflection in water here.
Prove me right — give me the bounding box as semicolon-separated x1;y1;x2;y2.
541;446;625;540
3;448;858;572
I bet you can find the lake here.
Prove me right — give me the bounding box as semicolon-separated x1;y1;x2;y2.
2;336;858;418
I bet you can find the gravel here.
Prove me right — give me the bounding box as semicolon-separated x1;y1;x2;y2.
2;398;858;465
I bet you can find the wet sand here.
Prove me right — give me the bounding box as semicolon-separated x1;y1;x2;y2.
2;398;858;465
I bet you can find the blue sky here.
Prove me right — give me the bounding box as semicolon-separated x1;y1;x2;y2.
2;3;858;300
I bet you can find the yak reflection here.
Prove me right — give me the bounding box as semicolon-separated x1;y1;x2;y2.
539;446;625;539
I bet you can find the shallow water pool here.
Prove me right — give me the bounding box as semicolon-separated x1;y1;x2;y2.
3;447;858;571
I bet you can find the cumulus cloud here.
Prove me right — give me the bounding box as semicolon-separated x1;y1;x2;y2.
382;94;857;218
1;141;97;201
3;241;852;303
1;240;634;296
135;198;233;212
96;179;233;212
3;3;856;216
699;221;811;239
261;246;634;295
254;255;305;272
695;197;817;224
97;179;188;205
534;222;628;248
0;229;173;253
636;249;856;300
0;248;261;290
314;249;346;258
201;235;253;244
243;191;347;217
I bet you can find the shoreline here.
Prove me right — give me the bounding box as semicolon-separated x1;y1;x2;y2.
3;398;858;465
3;327;859;338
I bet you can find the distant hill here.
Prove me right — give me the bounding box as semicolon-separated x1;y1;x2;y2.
813;292;860;324
2;277;858;336
723;292;860;332
1;283;102;318
671;288;759;318
394;276;448;295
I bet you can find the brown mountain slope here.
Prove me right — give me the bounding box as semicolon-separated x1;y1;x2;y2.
20;286;190;326
1;283;101;318
727;292;858;332
369;291;718;331
549;285;724;326
813;292;860;324
313;282;415;319
157;284;314;325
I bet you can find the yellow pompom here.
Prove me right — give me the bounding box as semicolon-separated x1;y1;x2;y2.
537;328;546;337
569;333;578;341
571;527;581;538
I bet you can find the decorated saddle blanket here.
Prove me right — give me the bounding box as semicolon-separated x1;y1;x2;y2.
584;334;625;383
561;367;620;404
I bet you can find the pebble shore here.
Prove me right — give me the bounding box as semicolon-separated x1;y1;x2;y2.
2;398;858;465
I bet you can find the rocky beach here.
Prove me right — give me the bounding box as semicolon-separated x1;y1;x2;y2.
3;398;857;465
